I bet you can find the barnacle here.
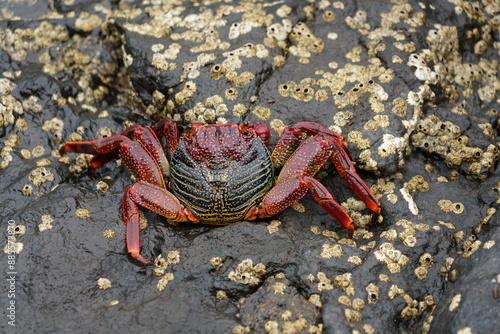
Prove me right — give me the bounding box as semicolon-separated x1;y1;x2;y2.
227;259;266;285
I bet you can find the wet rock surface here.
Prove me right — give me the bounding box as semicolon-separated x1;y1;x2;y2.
1;1;499;333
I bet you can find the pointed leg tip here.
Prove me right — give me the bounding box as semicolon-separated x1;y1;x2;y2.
347;225;354;238
130;252;152;265
368;212;380;226
59;145;67;156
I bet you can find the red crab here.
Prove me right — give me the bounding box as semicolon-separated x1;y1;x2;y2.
62;119;380;264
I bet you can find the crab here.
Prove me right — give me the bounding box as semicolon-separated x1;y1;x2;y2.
62;119;381;264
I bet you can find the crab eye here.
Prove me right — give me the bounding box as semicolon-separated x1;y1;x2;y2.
187;123;202;134
241;130;252;138
238;123;252;137
246;122;271;146
184;123;202;141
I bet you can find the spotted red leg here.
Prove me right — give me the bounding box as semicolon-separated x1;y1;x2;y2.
327;134;381;224
63;135;165;187
62;124;199;264
152;118;180;157
123;181;199;264
246;175;355;236
62;125;171;179
246;136;355;236
62;134;165;263
272;122;381;226
122;125;171;178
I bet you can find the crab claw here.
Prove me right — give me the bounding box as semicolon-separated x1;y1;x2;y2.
246;122;271;147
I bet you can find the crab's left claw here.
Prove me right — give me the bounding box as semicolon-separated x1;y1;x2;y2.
152;118;180;157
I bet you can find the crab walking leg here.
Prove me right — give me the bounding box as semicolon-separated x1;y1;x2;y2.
63;126;171;177
271;121;381;225
122;186;152;265
64;136;166;188
271;121;346;168
122;125;171;177
122;181;199;264
328;138;381;224
263;136;353;235
87;149;121;171
276;136;334;182
152;118;179;157
62;135;128;169
305;177;354;237
247;176;354;236
126;181;198;221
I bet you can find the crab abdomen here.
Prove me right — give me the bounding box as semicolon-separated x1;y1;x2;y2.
170;140;274;224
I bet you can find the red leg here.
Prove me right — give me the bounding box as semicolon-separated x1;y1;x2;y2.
63;124;172;180
271;122;345;167
306;177;354;237
276;136;333;182
63;135;166;188
123;186;152;264
126;181;198;223
326;137;381;225
248;177;309;218
271;121;381;226
122;181;199;264
89;149;121;170
61;135;128;155
122;125;170;178
152;119;179;157
246;176;353;237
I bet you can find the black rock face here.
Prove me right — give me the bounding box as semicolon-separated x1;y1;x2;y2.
1;1;499;333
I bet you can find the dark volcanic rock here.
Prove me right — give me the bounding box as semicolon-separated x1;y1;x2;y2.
1;1;499;334
239;276;320;333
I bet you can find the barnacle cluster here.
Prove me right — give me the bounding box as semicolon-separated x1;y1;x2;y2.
411;115;499;176
157;273;175;291
414;253;435;280
366;283;379;305
184;94;229;124
153;251;180;290
316;272;333;292
39;214;54;232
374;242;409;273
309;294;322;307
103;229;114;239
75;208;90;219
438;199;465;214
399;175;429;215
334;273;354;296
0;94;23;128
266;220;281;234
289;22;324;63
75;12;103;33
42;118;64;144
320;243;343;259
29;167;55;186
1;22;69;63
0;134;20;169
406;16;500;179
394;219;430;249
227;259;266;285
97;277;112;290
